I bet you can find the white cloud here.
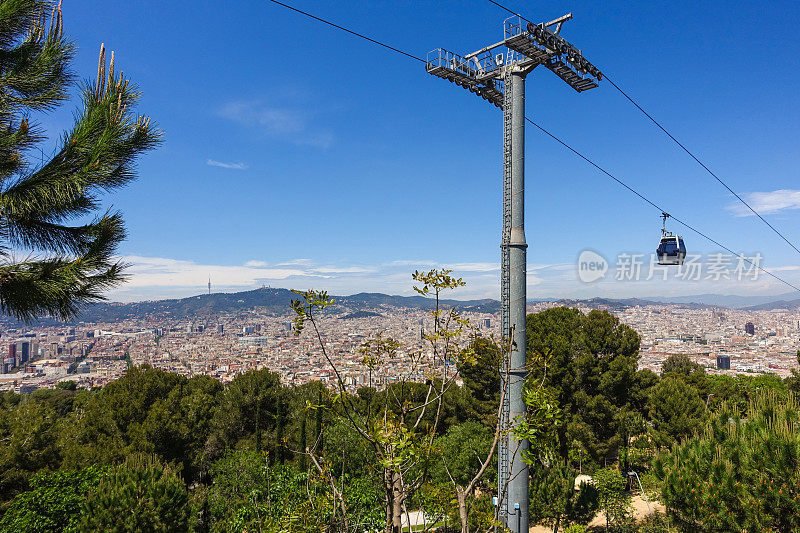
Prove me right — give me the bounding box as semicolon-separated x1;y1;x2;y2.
107;256;508;302
118;256;324;290
217;100;333;148
104;254;800;304
450;262;499;272
765;265;800;272
206;159;248;170
728;189;800;216
218;101;305;134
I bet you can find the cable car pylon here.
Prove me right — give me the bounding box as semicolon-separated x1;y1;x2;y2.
426;14;602;532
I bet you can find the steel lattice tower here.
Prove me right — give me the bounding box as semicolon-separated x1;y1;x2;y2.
426;14;602;532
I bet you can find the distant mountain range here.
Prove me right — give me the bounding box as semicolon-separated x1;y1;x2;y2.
3;287;797;327
639;292;800;309
742;299;800;311
64;288;502;324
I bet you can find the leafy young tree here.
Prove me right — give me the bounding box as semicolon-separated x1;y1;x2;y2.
593;468;633;533
0;0;160;320
206;449;330;533
431;418;501;533
290;269;479;533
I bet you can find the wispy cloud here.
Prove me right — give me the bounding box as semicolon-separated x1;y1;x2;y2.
108;256;506;302
105;255;800;303
765;265;800;272
206;159;248;170
217;99;333;148
728;189;800;216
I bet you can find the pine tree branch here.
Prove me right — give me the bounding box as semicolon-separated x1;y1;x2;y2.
0;5;159;320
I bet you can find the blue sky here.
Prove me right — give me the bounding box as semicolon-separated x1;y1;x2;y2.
43;0;800;301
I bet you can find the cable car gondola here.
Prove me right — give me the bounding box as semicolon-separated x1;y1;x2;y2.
656;212;686;266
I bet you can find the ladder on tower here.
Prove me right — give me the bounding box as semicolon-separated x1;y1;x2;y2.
497;61;514;526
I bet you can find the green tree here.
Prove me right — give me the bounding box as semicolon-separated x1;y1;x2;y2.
0;396;63;506
77;455;189;533
0;466;106;533
654;391;800;531
529;465;598;532
593;468;633;532
427;420;499;532
0;0;160;320
430;421;494;488
58;366;221;482
661;354;703;377
526;307;654;466
207;368;284;457
457;336;501;420
56;381;77;391
647;377;706;446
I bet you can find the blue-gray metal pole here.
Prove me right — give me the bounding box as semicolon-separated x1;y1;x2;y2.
507;68;529;533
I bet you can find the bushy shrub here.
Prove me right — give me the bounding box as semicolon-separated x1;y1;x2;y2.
654;391;800;531
77;455;189;532
636;511;675;533
0;466;106;533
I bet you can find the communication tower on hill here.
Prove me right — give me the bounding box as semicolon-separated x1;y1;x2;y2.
426;13;602;532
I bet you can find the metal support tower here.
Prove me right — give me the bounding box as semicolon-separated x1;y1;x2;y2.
426;13;602;532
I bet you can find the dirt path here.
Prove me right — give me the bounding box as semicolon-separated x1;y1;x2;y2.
529;496;665;532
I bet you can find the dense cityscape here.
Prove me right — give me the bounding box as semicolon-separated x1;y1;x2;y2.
2;295;797;394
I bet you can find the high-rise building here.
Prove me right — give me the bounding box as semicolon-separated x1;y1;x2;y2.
745;322;755;335
15;340;29;364
216;324;224;334
716;354;731;370
483;318;492;328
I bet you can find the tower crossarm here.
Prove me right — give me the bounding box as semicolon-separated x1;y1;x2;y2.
426;48;504;107
526;21;603;91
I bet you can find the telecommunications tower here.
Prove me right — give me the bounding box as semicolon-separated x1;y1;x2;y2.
426;14;602;532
